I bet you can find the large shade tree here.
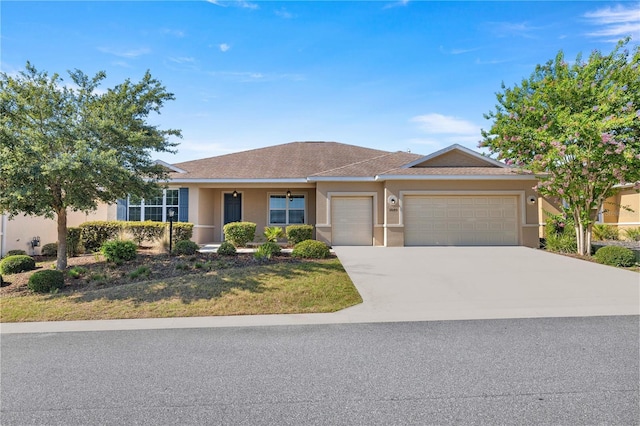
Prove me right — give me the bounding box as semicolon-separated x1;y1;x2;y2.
0;63;181;269
481;39;640;255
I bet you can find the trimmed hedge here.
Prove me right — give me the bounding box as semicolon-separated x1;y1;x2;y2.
67;227;82;257
41;243;58;257
28;270;65;293
292;240;330;259
286;225;314;245
594;246;636;267
217;241;237;256
127;221;166;246
0;255;36;275
100;240;137;263
80;221;123;252
171;223;194;244
223;222;256;247
173;240;199;256
6;249;27;257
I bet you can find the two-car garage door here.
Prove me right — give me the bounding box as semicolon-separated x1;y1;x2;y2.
404;195;519;246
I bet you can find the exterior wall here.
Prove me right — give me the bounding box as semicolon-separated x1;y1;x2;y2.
188;184;317;244
602;189;640;230
0;203;114;256
383;179;540;248
315;181;386;246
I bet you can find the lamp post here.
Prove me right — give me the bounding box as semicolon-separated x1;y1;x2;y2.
168;209;175;255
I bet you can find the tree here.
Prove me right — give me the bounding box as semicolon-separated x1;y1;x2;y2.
480;39;640;255
0;63;181;269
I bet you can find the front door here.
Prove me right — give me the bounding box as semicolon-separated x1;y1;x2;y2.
224;193;242;225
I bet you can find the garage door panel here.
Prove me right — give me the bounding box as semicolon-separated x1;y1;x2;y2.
404;195;519;246
332;197;373;246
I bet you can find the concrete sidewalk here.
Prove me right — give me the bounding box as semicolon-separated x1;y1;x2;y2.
1;246;638;334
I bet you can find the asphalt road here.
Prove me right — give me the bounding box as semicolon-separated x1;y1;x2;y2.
1;316;638;425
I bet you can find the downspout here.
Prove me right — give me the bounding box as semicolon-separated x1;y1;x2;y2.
0;214;6;257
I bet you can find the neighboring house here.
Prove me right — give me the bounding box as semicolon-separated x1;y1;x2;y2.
2;141;555;256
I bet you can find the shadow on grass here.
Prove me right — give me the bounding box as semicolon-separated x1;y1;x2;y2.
55;259;346;306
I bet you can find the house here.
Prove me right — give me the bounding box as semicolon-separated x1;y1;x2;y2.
5;141;639;257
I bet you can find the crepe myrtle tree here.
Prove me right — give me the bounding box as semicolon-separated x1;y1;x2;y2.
480;38;640;255
0;63;181;270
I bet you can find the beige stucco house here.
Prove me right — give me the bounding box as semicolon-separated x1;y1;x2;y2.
3;141;637;256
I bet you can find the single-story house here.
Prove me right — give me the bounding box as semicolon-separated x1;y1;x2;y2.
2;141;638;255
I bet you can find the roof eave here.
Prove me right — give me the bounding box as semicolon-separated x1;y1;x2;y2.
167;178;310;184
307;176;377;182
376;174;538;181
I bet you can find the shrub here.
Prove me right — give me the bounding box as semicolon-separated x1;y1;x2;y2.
0;255;36;275
622;227;640;242
100;240;137;263
80;221;123;252
292;240;330;259
594;246;636;267
286;225;314;245
7;249;27;257
68;266;88;279
223;222;256;247
66;227;82;257
126;221;166;246
543;213;577;253
173;240;199;256
217;241;237;256
254;241;281;261
129;266;151;279
592;224;619;241
28;270;64;293
172;223;194;244
264;226;284;242
41;243;58;257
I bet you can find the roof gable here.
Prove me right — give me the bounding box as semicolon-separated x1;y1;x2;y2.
402;144;506;169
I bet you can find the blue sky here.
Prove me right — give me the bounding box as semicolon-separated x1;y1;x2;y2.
2;1;639;164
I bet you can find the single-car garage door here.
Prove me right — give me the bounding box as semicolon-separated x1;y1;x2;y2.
332;197;373;246
404;195;519;246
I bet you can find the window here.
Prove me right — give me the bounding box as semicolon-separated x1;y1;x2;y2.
269;194;305;225
128;189;179;222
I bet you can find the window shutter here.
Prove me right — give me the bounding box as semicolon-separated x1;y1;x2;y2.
178;188;189;222
116;198;128;221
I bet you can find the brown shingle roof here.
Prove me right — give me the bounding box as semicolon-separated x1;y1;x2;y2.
380;167;535;176
169;141;396;179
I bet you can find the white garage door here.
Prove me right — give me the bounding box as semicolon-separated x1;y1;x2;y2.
404;195;519;246
332;197;373;246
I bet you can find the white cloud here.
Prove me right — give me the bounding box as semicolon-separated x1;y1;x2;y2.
97;47;150;58
162;28;185;38
584;4;640;40
219;43;231;52
383;0;410;10
411;113;481;135
487;21;541;38
169;56;196;64
275;8;294;19
207;0;258;9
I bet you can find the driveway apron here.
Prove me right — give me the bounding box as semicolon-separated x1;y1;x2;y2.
332;246;640;322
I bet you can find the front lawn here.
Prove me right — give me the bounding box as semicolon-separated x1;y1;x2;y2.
0;252;362;322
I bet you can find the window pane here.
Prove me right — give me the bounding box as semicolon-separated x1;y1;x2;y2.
289;210;305;224
145;206;163;221
148;195;163;206
270;195;286;209
129;207;141;221
166;189;179;206
166;207;178;221
270;210;286;224
289;195;304;209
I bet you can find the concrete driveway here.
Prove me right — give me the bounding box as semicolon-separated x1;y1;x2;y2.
333;246;640;322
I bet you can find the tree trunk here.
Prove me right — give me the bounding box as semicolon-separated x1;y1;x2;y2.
56;208;68;270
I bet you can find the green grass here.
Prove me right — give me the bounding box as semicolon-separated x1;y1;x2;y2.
0;259;362;322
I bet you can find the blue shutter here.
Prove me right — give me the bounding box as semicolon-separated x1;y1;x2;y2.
178;188;189;222
116;198;128;221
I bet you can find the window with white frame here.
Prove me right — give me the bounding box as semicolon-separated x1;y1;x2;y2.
269;194;305;225
128;189;179;222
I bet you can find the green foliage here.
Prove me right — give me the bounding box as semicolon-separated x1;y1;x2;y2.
172;223;194;244
254;241;282;261
28;270;65;293
68;266;88;279
594;246;636;267
80;221;123;252
223;222;256;247
6;250;27;257
286;224;314;245
129;266;151;280
0;63;180;270
126;221;166;246
173;240;199;256
0;275;3;286
544;214;577;253
175;262;190;271
0;255;36;275
292;240;330;259
622;227;640;242
100;240;137;263
264;226;284;242
41;243;58;257
592;224;619;241
217;241;237;256
480;40;640;255
66;227;82;257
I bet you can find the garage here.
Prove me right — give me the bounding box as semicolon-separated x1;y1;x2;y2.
403;195;519;246
331;197;373;246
